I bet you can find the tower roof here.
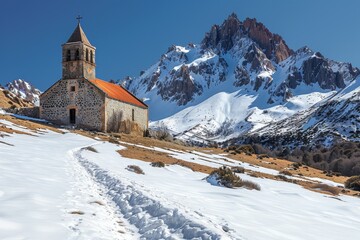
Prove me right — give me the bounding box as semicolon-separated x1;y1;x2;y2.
66;23;92;46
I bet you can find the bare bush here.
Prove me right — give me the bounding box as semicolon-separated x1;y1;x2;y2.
310;183;340;195
207;166;260;190
150;161;165;168
279;170;292;176
231;166;245;173
345;176;360;191
126;165;144;174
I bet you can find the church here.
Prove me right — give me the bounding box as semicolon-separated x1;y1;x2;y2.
40;21;148;133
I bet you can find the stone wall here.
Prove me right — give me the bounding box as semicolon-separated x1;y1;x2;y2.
5;107;40;118
105;97;148;133
40;79;105;130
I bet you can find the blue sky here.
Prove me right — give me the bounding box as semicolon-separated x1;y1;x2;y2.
0;0;359;91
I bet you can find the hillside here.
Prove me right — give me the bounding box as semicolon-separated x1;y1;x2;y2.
1;113;360;239
0;86;34;109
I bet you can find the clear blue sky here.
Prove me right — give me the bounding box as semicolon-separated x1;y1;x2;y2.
0;0;359;91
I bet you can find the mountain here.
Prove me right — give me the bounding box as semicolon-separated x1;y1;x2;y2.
5;79;41;106
126;14;359;145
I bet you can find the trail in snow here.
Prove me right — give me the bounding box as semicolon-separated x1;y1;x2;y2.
71;147;226;240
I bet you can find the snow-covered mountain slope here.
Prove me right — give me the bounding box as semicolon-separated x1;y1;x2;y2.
1;117;360;240
6;79;41;106
242;75;360;147
126;14;359;144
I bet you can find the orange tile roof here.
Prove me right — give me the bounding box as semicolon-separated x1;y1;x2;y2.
89;78;147;108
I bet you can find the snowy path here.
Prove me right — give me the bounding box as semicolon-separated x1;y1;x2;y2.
71;147;224;239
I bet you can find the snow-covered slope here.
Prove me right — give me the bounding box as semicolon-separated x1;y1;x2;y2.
6;79;41;106
1;118;360;239
244;75;360;147
125;14;359;144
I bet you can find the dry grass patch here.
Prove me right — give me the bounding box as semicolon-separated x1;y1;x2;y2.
217;150;348;185
0;124;32;135
0;114;62;134
118;145;215;174
309;183;341;195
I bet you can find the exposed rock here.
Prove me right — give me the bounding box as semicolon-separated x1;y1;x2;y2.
6;79;41;106
243;44;275;72
157;65;202;105
243;18;293;63
234;66;250;87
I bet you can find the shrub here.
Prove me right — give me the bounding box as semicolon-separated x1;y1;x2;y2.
345;176;360;191
84;146;98;153
109;137;119;144
276;174;290;182
257;154;269;159
126;165;144;174
279;170;293;176
310;183;340;195
231;166;245;173
207;166;260;190
241;180;261;191
150;161;165;168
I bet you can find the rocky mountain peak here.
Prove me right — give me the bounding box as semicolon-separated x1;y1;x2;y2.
202;14;293;63
242;17;293;63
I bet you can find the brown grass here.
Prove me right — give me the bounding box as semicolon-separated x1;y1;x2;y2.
0;114;62;134
118;145;215;174
0;124;32;135
0;89;33;109
309;183;341;195
215;151;348;184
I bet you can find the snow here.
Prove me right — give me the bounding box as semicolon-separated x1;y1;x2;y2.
1;120;360;240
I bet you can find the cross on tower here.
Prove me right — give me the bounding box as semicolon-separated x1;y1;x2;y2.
76;15;83;24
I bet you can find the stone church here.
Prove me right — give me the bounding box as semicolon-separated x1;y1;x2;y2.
40;22;148;132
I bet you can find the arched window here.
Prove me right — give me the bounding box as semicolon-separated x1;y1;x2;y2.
90;50;93;63
86;49;89;61
66;50;71;61
75;49;80;60
132;109;135;121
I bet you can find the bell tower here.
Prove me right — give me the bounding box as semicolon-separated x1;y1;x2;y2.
62;18;96;80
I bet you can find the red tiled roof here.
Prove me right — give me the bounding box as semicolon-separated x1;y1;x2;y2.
89;79;147;108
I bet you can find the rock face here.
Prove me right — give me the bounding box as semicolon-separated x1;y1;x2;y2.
201;14;293;63
6;79;42;106
125;14;360;146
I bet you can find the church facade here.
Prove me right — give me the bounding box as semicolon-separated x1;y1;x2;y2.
40;22;148;132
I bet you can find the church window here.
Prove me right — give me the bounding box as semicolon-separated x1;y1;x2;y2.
86;49;89;61
132;109;135;121
75;49;80;60
70;86;75;92
66;50;71;61
90;50;93;63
